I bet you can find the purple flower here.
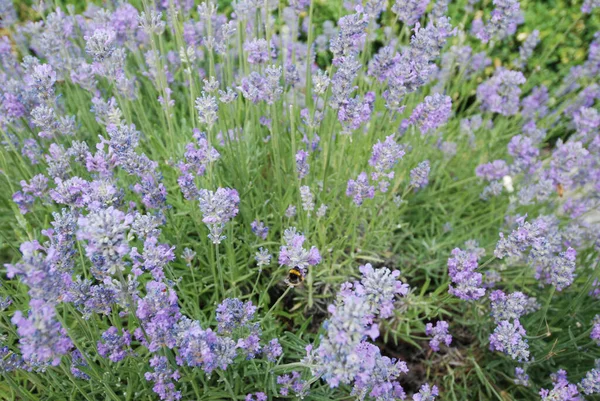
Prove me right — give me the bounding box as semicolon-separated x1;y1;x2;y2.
279;227;321;280
515;30;540;69
70;350;90;380
277;371;306;397
216;298;257;335
447;247;486;300
580;360;600;395
507;135;539;173
85;28;117;61
255;247;272;269
582;0;600;13
477;68;526;116
591;315;600;345
401;94;452;135
296;150;310;179
263;338;283;362
354;263;409;318
476;0;522;43
244;38;273;64
12;300;73;369
413;383;439;401
391;0;430;26
246;393;268;401
330;10;368;61
540;370;582;401
130;236;175;280
489;290;531;323
521;85;549;121
489;319;529;361
347;172;375;205
77;206;133;278
195;93;219;128
514;367;530;386
97;326;132;363
251;220;269;240
136;281;181;352
198;187;240;244
145;356;182;401
425;321;452;351
369;135;405;181
410;160;431;189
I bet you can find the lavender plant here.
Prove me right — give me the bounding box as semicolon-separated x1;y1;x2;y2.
0;0;599;400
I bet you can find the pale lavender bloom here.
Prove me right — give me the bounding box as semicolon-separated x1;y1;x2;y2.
330;55;361;109
97;326;132;363
582;0;600;13
198;188;240;244
515;30;540;69
540;370;582;401
338;92;375;133
279;227;321;278
22;139;42;164
77;206;133;277
392;0;430;26
347;172;375;205
130;236;175;280
545;247;577;291
368;45;401;82
12;300;73;369
477;0;521;43
477;68;526;116
145;356;181;401
312;69;331;95
521;85;549;121
244;38;273;64
255;247;272;269
591;315;600;345
447;247;486;300
508;135;539;173
476;160;509;181
410;161;430;189
181;248;196;267
489;319;529;361
514;367;530;386
369;135;405;178
263;338;283;362
425;321;452;351
489;290;529;323
216;298;257;334
316;204;328;218
136;281;181;352
195;92;218;128
296;150;309;179
573;107;600;140
285;205;297;218
300;186;315;213
246;392;268;401
70;350;89;380
413;383;439;401
309;266;409;395
277;371;306;397
401;94;452;135
251;220;269;240
85;28;117;62
353;263;409;318
494;216;543;259
580;360;600;395
330;10;368;61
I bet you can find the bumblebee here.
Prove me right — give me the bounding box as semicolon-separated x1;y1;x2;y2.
286;267;305;287
556;183;564;198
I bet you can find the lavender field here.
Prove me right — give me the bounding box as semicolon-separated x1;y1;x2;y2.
0;0;600;400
